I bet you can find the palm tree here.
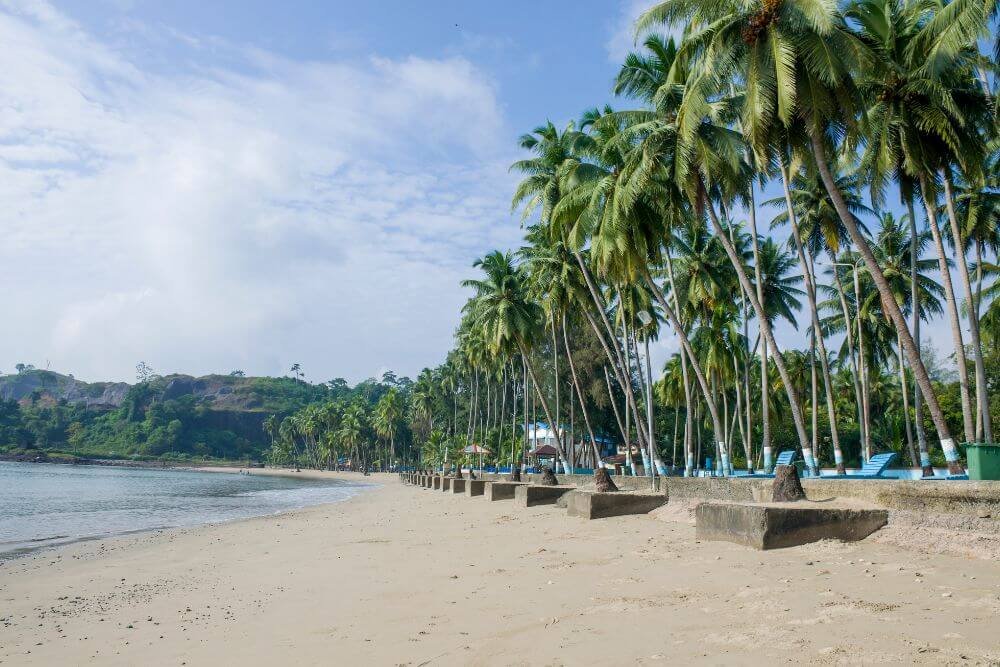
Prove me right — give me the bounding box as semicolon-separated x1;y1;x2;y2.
462;251;571;472
638;0;964;472
374;388;404;470
852;0;992;448
519;226;617;479
511;120;650;465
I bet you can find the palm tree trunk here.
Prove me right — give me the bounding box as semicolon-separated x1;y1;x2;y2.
681;339;695;476
942;170;992;443
779;163;845;472
920;174;974;444
604;366;630;456
700;186;813;469
672;404;680;472
622;319;638;476
640;267;727;467
550;309;566;471
644;334;662;476
733;351;753;471
574;252;649;446
904;195;934;475
563;321;606;469
742;305;754;471
896;331;920;468
627;325;653;476
811;130;962;473
745;179;769;470
781;162;846;475
522;357;529;475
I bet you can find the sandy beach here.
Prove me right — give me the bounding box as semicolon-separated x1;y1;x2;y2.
1;471;999;666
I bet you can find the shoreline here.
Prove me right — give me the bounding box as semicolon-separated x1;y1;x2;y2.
0;465;376;562
2;476;999;665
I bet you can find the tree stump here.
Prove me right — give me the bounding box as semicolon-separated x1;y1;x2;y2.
593;467;619;492
771;464;806;502
468;470;477;480
539;467;559;486
454;467;463;479
509;468;522;482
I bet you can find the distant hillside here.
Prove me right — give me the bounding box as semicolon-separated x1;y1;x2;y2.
0;370;328;413
0;370;129;409
0;370;336;462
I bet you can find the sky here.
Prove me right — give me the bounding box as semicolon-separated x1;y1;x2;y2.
0;0;957;385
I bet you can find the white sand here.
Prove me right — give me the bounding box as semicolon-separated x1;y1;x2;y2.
1;471;998;665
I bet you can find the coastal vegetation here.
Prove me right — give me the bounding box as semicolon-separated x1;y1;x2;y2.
412;0;1000;477
3;0;997;477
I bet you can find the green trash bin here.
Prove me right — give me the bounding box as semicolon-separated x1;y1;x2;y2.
966;444;1000;481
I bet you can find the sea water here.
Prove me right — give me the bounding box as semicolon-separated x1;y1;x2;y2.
0;462;366;556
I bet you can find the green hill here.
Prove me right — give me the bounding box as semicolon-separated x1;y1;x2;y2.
0;370;338;462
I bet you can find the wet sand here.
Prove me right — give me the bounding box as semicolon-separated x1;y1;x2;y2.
1;472;998;665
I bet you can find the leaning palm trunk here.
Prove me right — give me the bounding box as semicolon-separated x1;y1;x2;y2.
780;165;845;473
811;131;962;473
604;366;631;457
664;250;716;474
574;251;652;452
580;301;651;456
517;340;570;467
641;266;727;472
919;174;974;443
942;172;992;443
549;310;567;472
564;323;618;491
904;195;934;476
700;187;814;470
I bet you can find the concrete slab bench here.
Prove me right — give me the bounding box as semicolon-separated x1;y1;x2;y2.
695;500;888;550
514;484;575;508
441;477;452;491
432;476;442;490
485;481;529;501
450;478;466;494
566;490;666;519
466;480;487;497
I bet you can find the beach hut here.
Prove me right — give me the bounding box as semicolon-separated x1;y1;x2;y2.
463;443;492;475
528;443;559;472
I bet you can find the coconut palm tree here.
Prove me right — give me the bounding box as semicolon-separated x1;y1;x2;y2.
374;388;404;470
462;251;571;471
638;0;965;472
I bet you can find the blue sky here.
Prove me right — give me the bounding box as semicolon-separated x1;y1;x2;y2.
1;0;959;384
2;0;665;384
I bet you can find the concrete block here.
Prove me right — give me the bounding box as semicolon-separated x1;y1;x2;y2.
485;481;528;501
442;477;452;491
566;491;666;519
466;480;487;497
514;484;575;508
432;476;441;490
451;479;466;494
695;501;888;550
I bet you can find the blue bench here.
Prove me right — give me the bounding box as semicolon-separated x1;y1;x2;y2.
839;452;897;478
746;450;796;478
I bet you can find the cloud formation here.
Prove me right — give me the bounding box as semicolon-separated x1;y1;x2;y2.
1;1;520;383
605;0;664;63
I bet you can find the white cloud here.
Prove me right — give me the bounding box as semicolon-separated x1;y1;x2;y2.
605;0;662;63
0;1;520;383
